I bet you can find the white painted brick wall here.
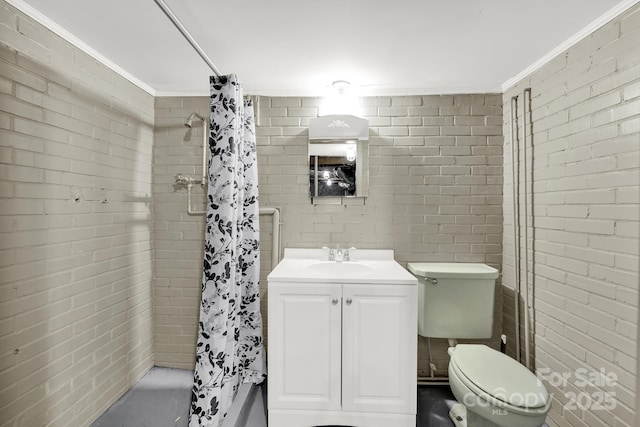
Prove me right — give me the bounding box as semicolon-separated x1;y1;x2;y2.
502;4;640;426
155;93;504;377
7;3;634;426
0;4;155;427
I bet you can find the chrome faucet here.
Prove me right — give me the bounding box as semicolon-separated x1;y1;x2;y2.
321;246;356;262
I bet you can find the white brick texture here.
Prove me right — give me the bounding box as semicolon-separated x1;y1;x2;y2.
155;93;504;377
0;4;154;427
502;5;640;427
2;2;638;427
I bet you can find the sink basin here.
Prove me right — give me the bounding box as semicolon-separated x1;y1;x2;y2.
306;261;375;277
268;248;418;284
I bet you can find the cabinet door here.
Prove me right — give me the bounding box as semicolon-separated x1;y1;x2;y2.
267;282;342;411
342;284;417;414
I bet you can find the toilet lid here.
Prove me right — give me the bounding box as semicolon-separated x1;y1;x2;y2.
407;262;498;279
450;344;549;409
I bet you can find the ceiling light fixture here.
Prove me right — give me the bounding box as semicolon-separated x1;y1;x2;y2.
319;79;361;116
332;80;351;95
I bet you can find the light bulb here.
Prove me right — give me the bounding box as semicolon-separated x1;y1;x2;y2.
319;80;362;116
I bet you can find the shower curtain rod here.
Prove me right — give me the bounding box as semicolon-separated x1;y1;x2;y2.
153;0;222;76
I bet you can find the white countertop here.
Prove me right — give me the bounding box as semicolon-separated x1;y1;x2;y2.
267;248;417;285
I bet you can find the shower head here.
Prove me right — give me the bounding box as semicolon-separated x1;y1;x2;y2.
185;112;205;128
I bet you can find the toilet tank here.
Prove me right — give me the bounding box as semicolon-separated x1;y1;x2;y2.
407;263;499;339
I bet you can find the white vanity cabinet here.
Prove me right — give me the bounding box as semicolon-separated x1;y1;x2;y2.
267;249;418;427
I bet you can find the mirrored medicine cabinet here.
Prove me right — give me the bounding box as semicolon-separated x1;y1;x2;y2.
308;115;369;199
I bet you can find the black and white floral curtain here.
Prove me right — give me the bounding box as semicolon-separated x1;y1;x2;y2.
189;74;265;427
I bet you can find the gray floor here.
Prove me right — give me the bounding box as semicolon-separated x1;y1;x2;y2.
90;367;193;427
417;385;459;427
90;367;267;427
90;368;542;427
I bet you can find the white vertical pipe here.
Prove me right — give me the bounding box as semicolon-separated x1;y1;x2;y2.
259;207;281;269
201;120;208;187
509;95;521;363
522;88;532;371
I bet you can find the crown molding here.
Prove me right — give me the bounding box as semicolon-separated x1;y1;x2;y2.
5;0;157;96
238;85;505;98
502;0;640;91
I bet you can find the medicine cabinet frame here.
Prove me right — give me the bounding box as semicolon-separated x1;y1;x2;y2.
308;115;369;200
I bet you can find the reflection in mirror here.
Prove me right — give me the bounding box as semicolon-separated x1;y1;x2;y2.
308;115;369;199
309;140;368;198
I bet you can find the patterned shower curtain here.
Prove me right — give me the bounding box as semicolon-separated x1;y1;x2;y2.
189;74;266;427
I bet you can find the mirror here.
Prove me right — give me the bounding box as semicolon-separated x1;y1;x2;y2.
309;140;368;197
308;115;369;199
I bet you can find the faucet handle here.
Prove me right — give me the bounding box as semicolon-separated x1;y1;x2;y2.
321;246;335;261
344;247;356;261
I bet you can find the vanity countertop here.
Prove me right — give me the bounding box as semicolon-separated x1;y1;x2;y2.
268;248;417;285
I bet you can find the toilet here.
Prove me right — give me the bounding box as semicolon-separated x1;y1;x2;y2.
408;263;551;427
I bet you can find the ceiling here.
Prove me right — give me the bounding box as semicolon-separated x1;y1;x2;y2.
10;0;635;97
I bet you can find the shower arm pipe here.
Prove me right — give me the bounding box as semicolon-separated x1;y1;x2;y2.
509;95;521;364
522;88;532;371
185;112;207;187
153;0;222;76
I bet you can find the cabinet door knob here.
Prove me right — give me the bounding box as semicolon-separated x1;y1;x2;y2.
346;298;352;305
332;298;339;305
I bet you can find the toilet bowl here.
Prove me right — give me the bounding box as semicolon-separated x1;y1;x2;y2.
448;344;551;427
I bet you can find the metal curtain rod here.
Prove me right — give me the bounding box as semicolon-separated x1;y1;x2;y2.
153;0;222;76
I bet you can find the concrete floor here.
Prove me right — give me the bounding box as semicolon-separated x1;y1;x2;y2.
90;368;544;427
90;367;193;427
90;367;266;427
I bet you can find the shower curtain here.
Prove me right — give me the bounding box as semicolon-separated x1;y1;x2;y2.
189;74;266;427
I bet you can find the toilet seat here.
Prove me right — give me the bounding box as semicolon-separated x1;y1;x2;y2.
449;345;550;415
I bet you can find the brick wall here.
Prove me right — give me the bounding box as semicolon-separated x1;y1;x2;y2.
501;4;639;426
0;3;155;427
5;2;634;427
154;94;504;376
153;97;207;369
